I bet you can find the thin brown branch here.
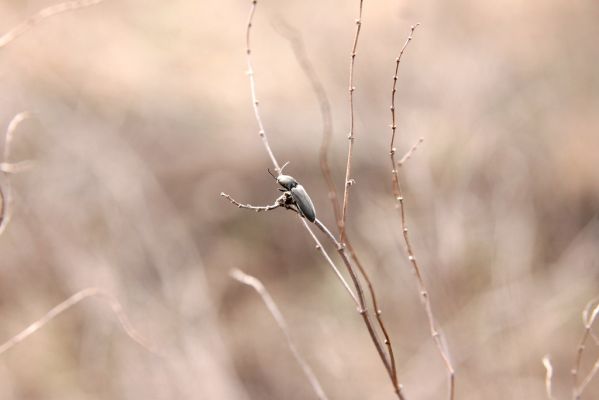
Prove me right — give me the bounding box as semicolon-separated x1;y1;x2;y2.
246;0;281;173
0;0;104;49
273;20;400;389
543;355;556;400
231;268;329;400
272;19;341;226
220;192;286;212
0;112;30;236
573;297;599;399
398;137;424;167
389;24;456;400
340;0;364;243
314;219;407;400
0;287;160;357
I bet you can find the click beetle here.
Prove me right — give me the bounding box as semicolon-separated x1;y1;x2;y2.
269;169;316;223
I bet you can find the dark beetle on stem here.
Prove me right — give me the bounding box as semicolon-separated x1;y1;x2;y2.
269;167;316;223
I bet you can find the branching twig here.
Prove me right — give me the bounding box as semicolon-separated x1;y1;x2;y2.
234;2;405;397
572;297;599;399
543;355;556;400
340;0;364;243
0;287;159;357
231;268;329;400
389;24;456;400
274;20;401;393
0;0;104;49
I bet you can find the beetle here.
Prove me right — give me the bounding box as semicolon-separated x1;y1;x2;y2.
269;169;316;223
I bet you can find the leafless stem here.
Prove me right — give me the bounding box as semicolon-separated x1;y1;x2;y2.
572;297;599;400
231;268;329;400
272;20;341;227
220;192;287;212
246;0;281;173
398;137;424;167
0;287;159;357
389;24;456;400
0;112;30;236
543;355;556;400
0;0;104;49
340;0;364;243
237;2;405;397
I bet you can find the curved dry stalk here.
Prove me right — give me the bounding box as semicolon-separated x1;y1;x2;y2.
0;112;30;236
398;137;424;167
389;24;455;400
246;0;281;174
340;0;364;243
274;19;402;392
543;355;556;400
0;0;104;49
272;20;340;226
572;297;599;399
237;1;404;397
0;287;159;357
231;268;329;400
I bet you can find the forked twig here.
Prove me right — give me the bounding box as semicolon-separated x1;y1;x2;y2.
0;287;159;357
234;2;404;397
340;0;364;243
543;355;556;400
274;20;401;393
572;297;599;399
0;0;104;49
389;24;456;400
230;268;329;400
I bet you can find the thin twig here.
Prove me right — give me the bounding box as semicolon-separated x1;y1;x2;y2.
340;0;364;243
572;297;599;399
0;0;104;49
220;192;286;212
398;137;424;167
273;21;401;391
0;112;30;236
0;287;159;357
238;2;404;397
272;20;341;226
543;355;556;400
231;268;330;400
389;24;456;400
246;0;281;173
314;218;407;400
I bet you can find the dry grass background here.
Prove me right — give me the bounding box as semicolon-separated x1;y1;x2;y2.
0;0;598;399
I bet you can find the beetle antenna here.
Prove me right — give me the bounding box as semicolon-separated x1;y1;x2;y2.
267;168;277;180
280;161;290;173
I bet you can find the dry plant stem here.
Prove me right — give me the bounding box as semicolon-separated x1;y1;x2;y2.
0;0;104;49
0;287;159;357
241;2;403;397
272;20;341;226
314;219;407;400
572;298;599;399
340;0;364;243
398;137;424;167
274;20;401;392
230;268;329;400
389;24;455;400
0;112;30;236
543;355;556;400
246;0;281;174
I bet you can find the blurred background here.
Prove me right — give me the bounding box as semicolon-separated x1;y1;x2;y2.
0;0;598;399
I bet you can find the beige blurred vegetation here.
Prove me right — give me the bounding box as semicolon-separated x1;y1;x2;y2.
0;0;598;399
